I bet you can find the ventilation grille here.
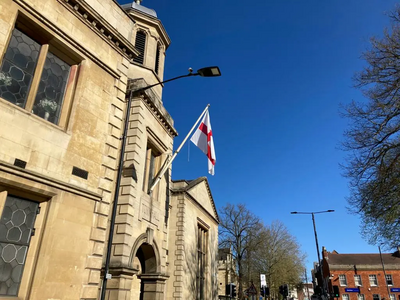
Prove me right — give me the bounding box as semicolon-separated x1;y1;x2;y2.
155;46;160;75
133;31;146;64
14;159;27;169
72;166;88;180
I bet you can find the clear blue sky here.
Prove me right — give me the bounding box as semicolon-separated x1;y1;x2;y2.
119;0;398;275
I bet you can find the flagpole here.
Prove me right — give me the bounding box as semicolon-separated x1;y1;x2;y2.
148;104;210;194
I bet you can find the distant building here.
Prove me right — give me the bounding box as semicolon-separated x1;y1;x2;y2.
316;247;400;300
296;283;314;300
217;247;237;299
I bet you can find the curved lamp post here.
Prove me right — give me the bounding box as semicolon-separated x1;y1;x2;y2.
100;66;221;300
291;210;335;297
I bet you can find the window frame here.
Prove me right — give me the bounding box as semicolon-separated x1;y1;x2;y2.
196;223;208;300
354;274;362;287
0;190;48;299
386;274;393;286
133;29;147;65
0;13;81;128
373;294;381;300
342;294;349;300
142;143;162;196
358;294;365;300
369;275;378;286
154;43;161;75
339;274;348;286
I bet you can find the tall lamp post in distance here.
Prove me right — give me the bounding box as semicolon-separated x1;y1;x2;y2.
100;66;221;300
290;210;335;297
378;244;391;300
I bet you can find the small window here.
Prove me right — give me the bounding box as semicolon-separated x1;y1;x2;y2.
354;275;362;286
142;144;161;194
133;30;146;65
369;275;378;286
373;294;380;300
390;295;396;300
0;195;39;296
154;44;161;75
0;18;79;126
339;275;347;286
386;274;393;286
342;294;349;300
358;295;365;300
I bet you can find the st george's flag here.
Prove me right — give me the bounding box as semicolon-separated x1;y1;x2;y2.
190;110;216;175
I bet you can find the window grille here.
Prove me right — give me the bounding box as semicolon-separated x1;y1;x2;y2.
369;275;378;286
339;275;347;286
155;45;160;75
133;31;146;64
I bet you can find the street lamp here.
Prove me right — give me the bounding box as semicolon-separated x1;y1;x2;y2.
100;66;221;300
378;244;391;300
291;210;335;297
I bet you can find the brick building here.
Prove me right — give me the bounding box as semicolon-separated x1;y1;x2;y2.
320;247;400;300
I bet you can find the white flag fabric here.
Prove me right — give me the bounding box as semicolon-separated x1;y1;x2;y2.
190;110;216;175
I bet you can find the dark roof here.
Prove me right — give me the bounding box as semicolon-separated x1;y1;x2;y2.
121;2;158;18
218;248;231;260
326;251;400;269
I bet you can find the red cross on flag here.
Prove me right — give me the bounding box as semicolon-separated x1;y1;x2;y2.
190;110;216;175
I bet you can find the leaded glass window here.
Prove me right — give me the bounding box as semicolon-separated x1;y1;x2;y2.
0;28;41;107
0;21;78;126
32;51;70;124
0;195;38;296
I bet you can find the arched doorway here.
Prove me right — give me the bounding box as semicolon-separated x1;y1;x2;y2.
129;239;168;300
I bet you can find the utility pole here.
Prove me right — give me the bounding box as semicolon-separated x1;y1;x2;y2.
305;269;311;300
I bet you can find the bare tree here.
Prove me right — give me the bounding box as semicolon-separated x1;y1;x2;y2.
342;5;400;248
219;203;263;300
252;221;306;298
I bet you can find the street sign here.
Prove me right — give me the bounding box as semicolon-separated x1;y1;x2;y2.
345;288;360;293
248;283;257;295
391;288;400;292
260;274;266;287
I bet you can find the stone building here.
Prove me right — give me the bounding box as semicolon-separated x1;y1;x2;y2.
318;247;400;300
217;247;236;299
0;0;219;299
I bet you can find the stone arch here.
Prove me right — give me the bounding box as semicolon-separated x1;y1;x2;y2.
129;231;167;300
129;230;161;274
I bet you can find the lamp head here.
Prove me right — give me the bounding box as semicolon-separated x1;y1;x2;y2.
290;212;298;214
327;210;335;212
197;66;221;77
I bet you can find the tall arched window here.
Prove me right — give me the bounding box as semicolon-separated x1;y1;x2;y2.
155;44;161;75
133;31;146;64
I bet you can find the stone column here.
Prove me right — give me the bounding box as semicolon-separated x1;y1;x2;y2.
138;274;169;300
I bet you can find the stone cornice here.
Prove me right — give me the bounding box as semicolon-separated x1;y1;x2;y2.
0;161;102;201
127;79;178;138
15;0;121;79
57;0;140;61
